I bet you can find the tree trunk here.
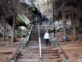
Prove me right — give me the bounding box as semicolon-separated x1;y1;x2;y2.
52;0;55;36
2;17;5;42
72;16;77;40
63;20;67;36
11;16;16;43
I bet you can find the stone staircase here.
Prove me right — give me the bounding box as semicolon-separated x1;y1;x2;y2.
29;27;38;41
17;48;61;62
41;49;61;62
17;26;62;62
17;48;39;62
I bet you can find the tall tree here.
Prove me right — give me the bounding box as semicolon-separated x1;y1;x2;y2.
11;0;19;43
1;0;7;42
11;16;16;43
72;15;77;40
2;17;5;42
62;18;67;36
54;0;78;40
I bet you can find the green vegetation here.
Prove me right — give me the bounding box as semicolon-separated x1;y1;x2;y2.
15;28;22;38
26;25;31;29
16;13;26;24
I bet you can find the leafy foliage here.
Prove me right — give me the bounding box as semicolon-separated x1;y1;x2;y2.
15;28;22;37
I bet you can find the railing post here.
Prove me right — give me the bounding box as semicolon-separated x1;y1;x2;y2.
39;37;42;59
13;58;16;62
24;24;33;47
55;39;58;47
38;24;42;59
65;58;69;62
21;38;24;50
11;58;16;62
57;40;69;62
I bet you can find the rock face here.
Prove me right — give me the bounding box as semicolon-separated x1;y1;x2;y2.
21;0;53;21
20;0;53;26
34;0;53;21
20;0;33;6
0;21;12;38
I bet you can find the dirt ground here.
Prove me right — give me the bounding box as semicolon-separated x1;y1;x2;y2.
0;38;20;62
0;47;16;62
0;32;82;62
55;32;82;62
0;54;9;62
61;42;82;61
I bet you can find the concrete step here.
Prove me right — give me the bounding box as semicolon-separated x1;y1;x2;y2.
17;58;61;62
42;49;58;51
28;41;38;42
42;58;61;62
17;59;39;62
21;53;59;57
22;51;39;54
27;44;39;46
23;47;58;51
27;46;39;48
42;53;59;56
22;49;59;56
23;50;58;54
19;55;60;59
22;48;39;52
19;56;40;59
19;53;39;57
42;56;60;59
42;50;58;52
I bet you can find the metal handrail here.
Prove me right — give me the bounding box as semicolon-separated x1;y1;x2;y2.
9;38;24;60
57;40;69;59
21;24;33;49
26;24;33;43
38;24;42;59
9;24;33;60
39;37;42;59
